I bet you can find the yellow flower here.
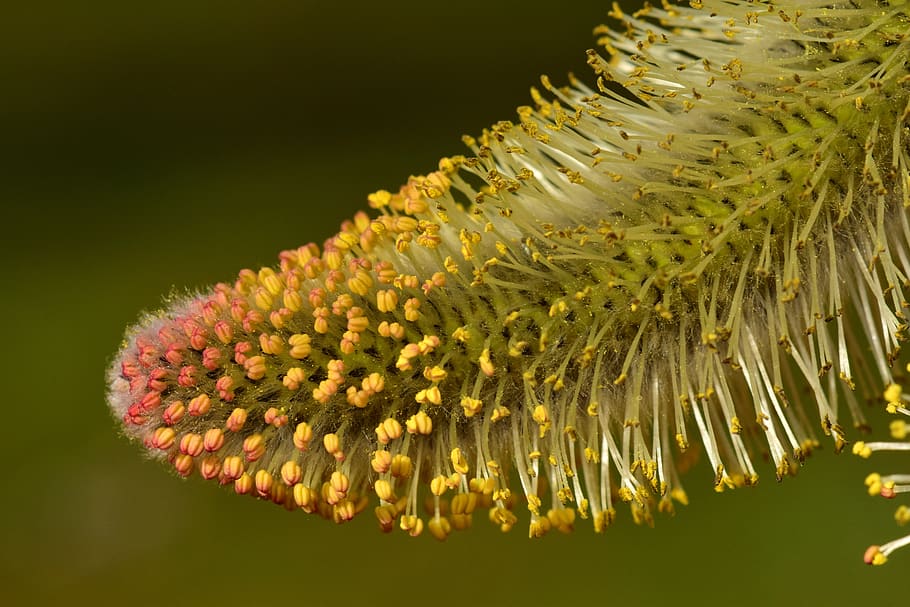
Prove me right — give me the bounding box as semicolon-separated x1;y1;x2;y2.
108;0;910;539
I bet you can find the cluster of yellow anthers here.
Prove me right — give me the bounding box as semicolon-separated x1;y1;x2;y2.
110;0;909;541
854;375;910;565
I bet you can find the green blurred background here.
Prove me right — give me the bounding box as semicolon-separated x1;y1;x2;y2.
3;1;907;605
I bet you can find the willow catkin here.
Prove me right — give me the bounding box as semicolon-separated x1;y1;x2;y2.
108;1;910;543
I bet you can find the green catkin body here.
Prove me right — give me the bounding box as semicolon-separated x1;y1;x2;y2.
109;1;910;539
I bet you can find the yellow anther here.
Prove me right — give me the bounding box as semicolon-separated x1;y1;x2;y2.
391;454;413;478
391;217;418;236
362;372;385;394
332;294;354;315
400;346;419;366
257;267;283;296
292;483;317;511
333;500;356;523
451;493;478;518
330;471;350;497
548;300;568;318
313;378;339;404
367;189;392;208
322;481;343;506
347;268;373;296
343;387;364;407
864;545;887;566
233;472;253;494
575;500;588;521
405;192;430;217
323;248;343;271
469;477;495;495
259;333;284;355
548;507;576;533
444;256;459;274
865;473;883;496
222;455;244;481
323;433;344;461
280;460;302;486
404;297;421;322
346;312;369;333
293;421;313;451
288;333;312;359
283;367;306;391
150;426;176;450
452;326;470;342
415;385;442;406
162;400;187;426
885;383;902;405
202;428;224;453
332;232;359;251
242;433;265;461
244;355;267;380
395;354;414;372
325;359;345;381
375;418;403;444
389;322;406;340
891;419;908;440
508;341;529;357
460;396;483;418
395;274;419;290
489;507;517;532
254;469;274;497
399;515;424;537
446;473;461;489
491;406;511;422
253;287;274;312
282;288;303;312
428;517;451;541
430;475;448;497
527;494;542;515
423;365;448;382
371;449;392;474
373;479;395;502
406;410;434;435
376;289;399;313
584;447;599;463
478;348;495;377
852;441;872;459
419;335;440;353
312;307;330;334
676;433;689;450
374;504;396;531
429;271;446;289
487;461;501;478
417;231;441;249
532;404;552;438
450;447;469;475
529;517;551;538
426;170;451;195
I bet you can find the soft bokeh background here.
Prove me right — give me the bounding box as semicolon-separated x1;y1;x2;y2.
4;2;907;605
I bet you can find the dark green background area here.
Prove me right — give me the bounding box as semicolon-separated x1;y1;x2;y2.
3;2;906;605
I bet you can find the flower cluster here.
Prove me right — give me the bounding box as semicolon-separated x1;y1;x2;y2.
854;376;910;564
108;1;910;540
